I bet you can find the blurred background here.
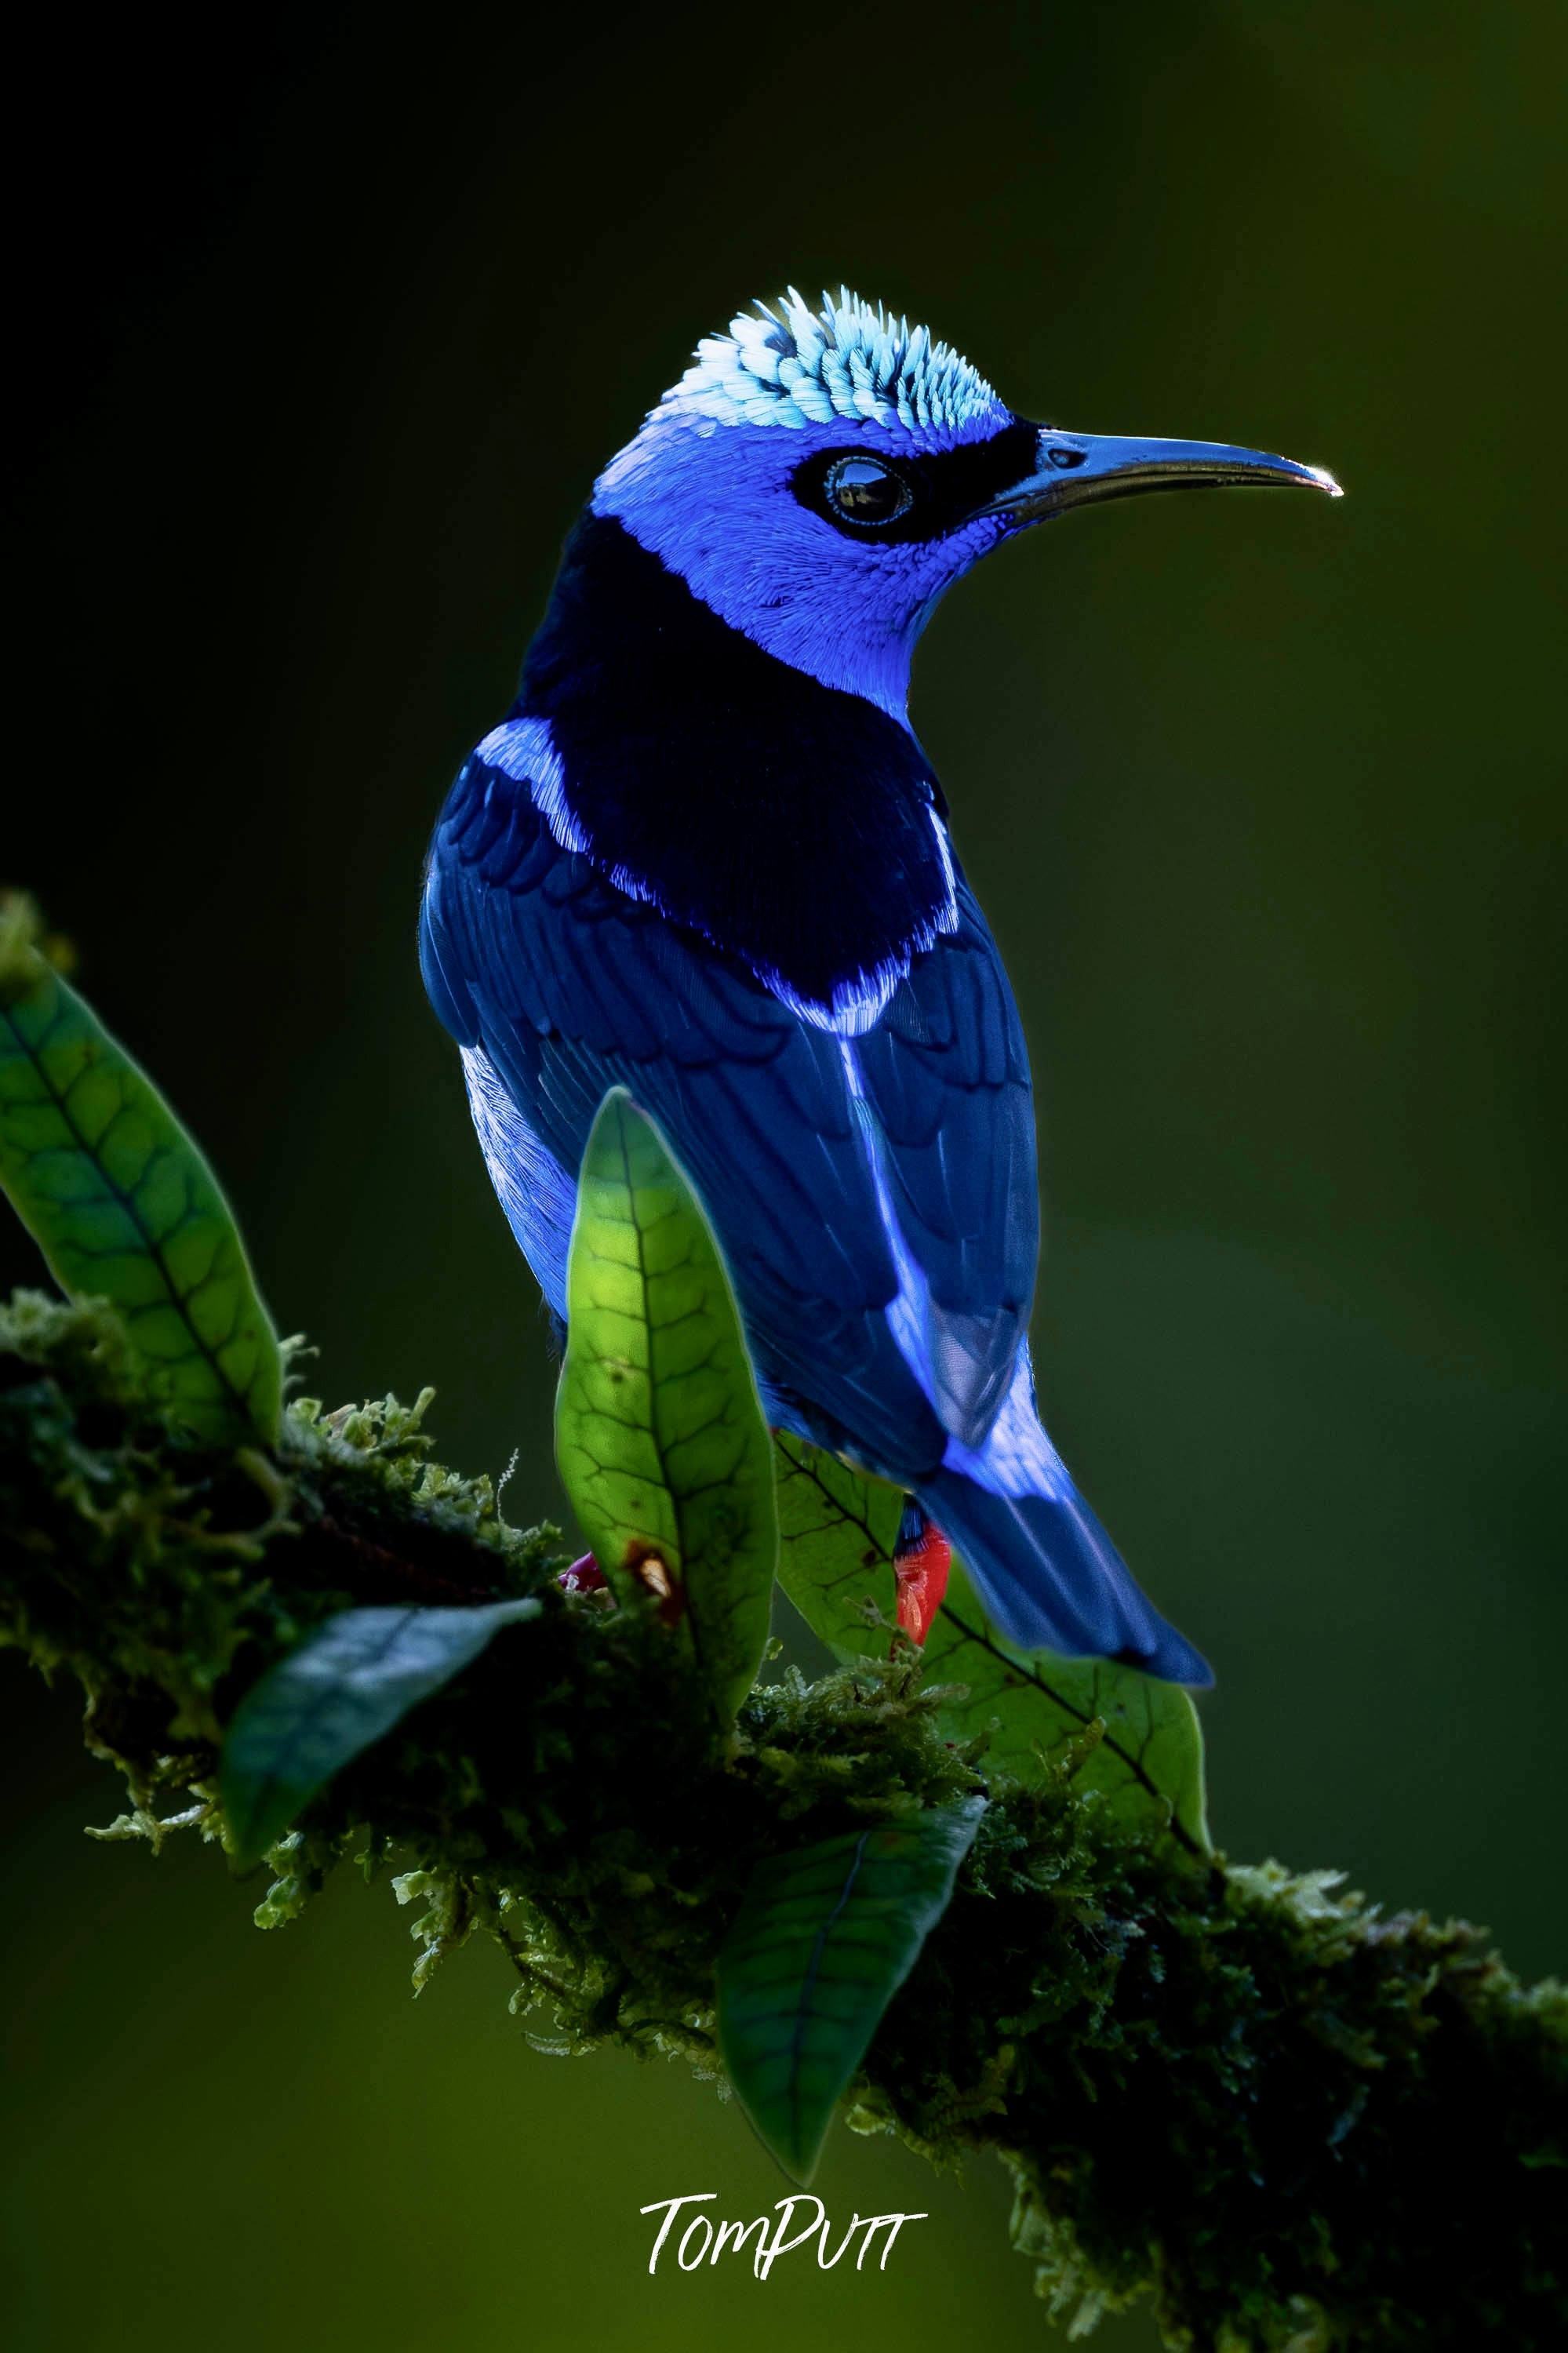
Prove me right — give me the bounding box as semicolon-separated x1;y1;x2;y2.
3;2;1564;2345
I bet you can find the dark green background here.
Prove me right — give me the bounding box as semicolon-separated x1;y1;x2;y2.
4;4;1563;2345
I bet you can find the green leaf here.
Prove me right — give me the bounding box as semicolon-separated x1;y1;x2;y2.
0;896;281;1447
923;1555;1210;1853
767;1432;1208;1852
773;1431;904;1653
221;1598;540;1864
718;1800;984;2183
556;1087;777;1725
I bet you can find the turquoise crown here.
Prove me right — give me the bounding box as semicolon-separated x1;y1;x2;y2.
660;287;1003;435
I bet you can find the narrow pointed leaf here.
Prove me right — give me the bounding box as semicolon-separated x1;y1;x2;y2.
923;1556;1210;1852
0;898;281;1447
221;1598;540;1864
718;1799;984;2182
773;1431;903;1651
556;1087;776;1724
769;1434;1207;1851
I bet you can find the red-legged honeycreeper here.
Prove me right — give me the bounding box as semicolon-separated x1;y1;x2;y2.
420;289;1340;1684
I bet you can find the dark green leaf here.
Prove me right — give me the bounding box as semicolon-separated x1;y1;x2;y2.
773;1431;903;1653
556;1087;776;1724
0;896;281;1447
221;1598;540;1864
923;1556;1210;1853
718;1799;984;2182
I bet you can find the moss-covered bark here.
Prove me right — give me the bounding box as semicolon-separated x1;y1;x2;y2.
2;1289;1563;2350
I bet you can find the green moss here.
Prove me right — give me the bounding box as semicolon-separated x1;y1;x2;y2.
2;1291;1564;2348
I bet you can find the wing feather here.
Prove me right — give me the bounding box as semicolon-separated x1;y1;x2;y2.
423;757;1039;1470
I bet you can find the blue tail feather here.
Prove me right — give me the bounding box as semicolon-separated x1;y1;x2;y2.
917;1467;1213;1688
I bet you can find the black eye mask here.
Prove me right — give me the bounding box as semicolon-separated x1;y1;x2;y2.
791;419;1042;544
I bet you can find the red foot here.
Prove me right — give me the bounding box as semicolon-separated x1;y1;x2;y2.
893;1522;951;1647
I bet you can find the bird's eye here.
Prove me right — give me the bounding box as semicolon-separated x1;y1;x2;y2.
823;455;912;526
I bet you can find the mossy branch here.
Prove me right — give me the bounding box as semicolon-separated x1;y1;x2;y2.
2;1289;1563;2351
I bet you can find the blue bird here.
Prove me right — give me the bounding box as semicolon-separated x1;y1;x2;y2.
420;289;1337;1686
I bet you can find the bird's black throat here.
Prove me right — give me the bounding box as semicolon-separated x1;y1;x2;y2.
512;511;953;1013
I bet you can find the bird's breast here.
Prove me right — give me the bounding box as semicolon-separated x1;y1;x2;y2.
510;511;958;1029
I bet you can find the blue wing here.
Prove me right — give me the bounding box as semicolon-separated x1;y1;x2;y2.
420;750;1035;1468
420;748;1210;1684
855;907;1039;1444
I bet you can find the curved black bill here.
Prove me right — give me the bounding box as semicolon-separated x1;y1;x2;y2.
979;427;1341;524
